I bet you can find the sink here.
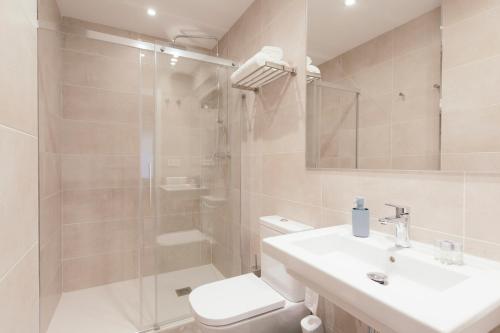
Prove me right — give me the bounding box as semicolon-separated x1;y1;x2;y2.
262;225;500;333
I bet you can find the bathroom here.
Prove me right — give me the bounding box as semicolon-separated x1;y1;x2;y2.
2;0;500;332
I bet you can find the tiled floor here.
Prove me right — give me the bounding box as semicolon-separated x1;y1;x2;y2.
47;265;223;333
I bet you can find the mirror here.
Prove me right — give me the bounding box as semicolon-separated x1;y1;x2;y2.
307;0;499;172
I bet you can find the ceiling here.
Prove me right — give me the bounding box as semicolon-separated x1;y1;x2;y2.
56;0;254;49
308;0;442;65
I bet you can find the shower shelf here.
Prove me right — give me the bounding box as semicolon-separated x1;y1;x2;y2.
232;61;296;92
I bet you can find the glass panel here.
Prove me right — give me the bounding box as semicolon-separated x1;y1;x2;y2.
146;49;241;326
306;80;358;169
138;48;157;329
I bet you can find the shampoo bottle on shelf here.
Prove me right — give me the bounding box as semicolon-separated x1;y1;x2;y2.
352;197;369;238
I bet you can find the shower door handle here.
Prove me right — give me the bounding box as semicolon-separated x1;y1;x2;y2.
148;163;153;208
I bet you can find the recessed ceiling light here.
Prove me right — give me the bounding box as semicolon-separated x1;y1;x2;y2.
147;8;156;16
344;0;356;6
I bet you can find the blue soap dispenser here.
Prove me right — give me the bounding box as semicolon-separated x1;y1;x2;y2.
352;196;369;238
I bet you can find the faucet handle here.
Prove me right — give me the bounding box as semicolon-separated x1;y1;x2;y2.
384;203;410;217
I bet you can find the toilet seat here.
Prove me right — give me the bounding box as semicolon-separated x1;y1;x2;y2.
189;273;286;327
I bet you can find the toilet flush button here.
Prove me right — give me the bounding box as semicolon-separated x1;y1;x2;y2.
280;218;288;222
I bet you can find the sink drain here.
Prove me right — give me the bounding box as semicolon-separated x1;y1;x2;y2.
367;272;388;285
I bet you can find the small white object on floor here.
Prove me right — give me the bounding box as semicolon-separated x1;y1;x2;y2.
301;315;324;333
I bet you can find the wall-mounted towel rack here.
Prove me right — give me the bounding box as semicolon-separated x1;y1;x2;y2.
232;61;296;92
306;71;321;83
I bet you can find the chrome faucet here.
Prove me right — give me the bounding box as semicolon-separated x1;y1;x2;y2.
378;203;411;248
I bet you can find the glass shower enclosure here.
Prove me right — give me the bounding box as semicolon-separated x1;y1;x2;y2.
37;20;241;333
139;44;241;329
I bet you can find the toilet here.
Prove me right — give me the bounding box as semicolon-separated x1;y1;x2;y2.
189;216;314;333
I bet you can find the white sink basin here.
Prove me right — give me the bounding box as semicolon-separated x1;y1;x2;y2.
262;225;500;333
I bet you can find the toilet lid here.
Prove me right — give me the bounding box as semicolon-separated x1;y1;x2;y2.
189;273;286;326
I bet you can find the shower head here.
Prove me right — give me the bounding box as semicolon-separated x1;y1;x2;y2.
172;34;220;56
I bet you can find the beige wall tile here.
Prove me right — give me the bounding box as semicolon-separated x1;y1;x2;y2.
443;6;500;69
39;108;61;154
62;155;139;190
351;60;393;97
63;188;139;224
161;125;201;157
63;34;139;63
394;43;441;97
0;125;38;278
63;50;140;93
38;0;61;24
442;152;500;172
391;155;440;171
259;102;305;154
342;32;394;76
442;55;500;110
442;107;500;154
63;220;138;259
391;117;440;156
465;238;500;262
38;29;63;118
61;120;139;155
357;125;391;159
38;0;63;330
0;246;38;333
392;88;440;123
39;193;62;248
394;8;441;57
442;0;500;26
323;171;464;235
0;0;38;135
262;153;322;206
465;174;500;243
62;85;139;123
62;251;138;291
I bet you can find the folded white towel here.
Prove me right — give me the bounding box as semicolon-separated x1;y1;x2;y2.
231;46;288;84
307;64;321;74
262;46;284;60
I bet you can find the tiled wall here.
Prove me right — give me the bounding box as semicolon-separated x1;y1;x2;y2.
38;0;63;331
223;0;500;332
57;19;241;291
0;0;39;332
60;24;145;291
154;61;211;275
318;9;441;170
441;0;500;172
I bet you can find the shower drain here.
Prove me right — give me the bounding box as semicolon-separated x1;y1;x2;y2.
175;287;192;297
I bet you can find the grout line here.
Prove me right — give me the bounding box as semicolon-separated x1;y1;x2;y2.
62;249;138;262
442;50;500;73
0;122;38;140
0;242;37;285
442;4;500;30
62;83;144;96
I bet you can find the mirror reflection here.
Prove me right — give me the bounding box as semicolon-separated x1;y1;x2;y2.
307;0;444;170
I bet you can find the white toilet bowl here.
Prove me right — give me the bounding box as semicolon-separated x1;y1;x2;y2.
189;216;314;333
189;274;309;333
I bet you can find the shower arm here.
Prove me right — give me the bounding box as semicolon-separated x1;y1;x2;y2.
172;34;220;57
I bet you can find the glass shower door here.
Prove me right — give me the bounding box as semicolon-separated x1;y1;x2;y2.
140;47;241;328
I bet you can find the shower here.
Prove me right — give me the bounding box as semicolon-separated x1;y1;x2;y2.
38;22;241;333
171;34;230;162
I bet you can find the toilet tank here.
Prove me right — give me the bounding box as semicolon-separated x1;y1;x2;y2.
260;216;314;302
